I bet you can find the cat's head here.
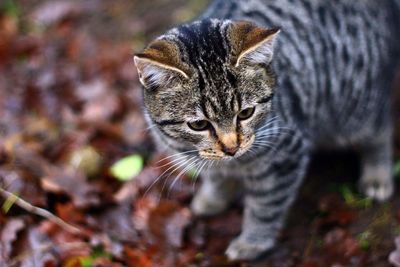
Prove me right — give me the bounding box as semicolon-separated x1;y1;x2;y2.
134;19;279;160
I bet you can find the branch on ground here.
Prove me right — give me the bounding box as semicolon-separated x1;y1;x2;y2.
0;186;82;235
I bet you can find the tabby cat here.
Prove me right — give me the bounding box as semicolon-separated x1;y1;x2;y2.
134;0;400;261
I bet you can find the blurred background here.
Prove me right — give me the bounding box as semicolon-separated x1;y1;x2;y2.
0;1;399;266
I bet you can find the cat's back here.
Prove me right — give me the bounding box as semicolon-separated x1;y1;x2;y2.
204;0;400;146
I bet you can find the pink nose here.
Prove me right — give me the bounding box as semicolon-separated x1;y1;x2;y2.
223;146;239;156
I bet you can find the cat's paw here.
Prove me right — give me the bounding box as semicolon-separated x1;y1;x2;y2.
360;177;394;202
190;194;228;216
225;236;274;261
359;164;394;202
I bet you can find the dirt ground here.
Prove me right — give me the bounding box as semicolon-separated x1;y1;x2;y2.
0;1;400;266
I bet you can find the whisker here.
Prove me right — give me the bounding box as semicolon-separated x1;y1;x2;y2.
254;137;276;144
191;159;205;180
167;157;202;198
191;160;206;192
159;156;197;199
247;147;258;157
144;155;192;198
252;143;274;149
154;153;196;169
255;136;278;143
257;116;279;130
256;127;293;136
252;144;277;152
155;149;198;164
143;124;157;132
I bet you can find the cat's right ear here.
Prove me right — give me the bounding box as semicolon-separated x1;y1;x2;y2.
134;39;190;89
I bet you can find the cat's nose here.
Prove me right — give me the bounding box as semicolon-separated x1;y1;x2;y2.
223;146;239;156
218;132;239;156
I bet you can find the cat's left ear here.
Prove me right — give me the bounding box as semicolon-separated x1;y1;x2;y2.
229;21;280;67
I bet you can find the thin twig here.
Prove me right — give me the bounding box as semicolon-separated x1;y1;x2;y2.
0;187;82;235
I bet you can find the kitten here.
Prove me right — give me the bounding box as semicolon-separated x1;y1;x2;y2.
134;0;400;261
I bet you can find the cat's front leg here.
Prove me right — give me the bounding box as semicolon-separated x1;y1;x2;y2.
226;150;310;261
359;127;394;201
191;170;240;216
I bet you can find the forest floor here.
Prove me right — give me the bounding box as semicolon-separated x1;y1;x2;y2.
1;1;400;266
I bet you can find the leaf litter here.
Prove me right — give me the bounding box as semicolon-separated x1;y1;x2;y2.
0;0;399;266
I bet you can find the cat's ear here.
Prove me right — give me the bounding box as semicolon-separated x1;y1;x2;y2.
134;39;190;89
229;21;280;67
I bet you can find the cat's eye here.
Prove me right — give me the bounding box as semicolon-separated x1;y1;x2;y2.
238;107;255;120
188;120;210;131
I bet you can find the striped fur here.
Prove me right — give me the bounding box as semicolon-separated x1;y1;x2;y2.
135;0;400;261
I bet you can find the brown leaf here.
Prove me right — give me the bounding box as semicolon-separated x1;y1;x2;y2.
75;79;108;102
42;168;100;208
0;15;18;64
38;221;91;261
91;202;138;242
121;111;148;146
67;146;103;177
81;93;119;123
18;227;57;267
322;228;365;265
132;196;158;234
389;236;400;267
124;246;154;267
0;168;46;207
91;258;124;267
0;218;25;265
148;200;192;248
299;260;321;267
55;202;85;225
30;1;89;27
317;194;356;228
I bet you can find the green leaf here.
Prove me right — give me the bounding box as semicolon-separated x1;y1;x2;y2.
357;231;372;251
340;185;355;204
2;192;19;213
79;257;94;267
79;246;111;266
110;154;143;181
2;0;20;18
340;184;372;209
394;160;400;179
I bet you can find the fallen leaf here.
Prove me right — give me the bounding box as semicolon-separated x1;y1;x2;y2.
110;154;144;181
389;236;400;267
121;111;148;146
89;234;124;259
75;79;108;102
91;202;138;242
42;168;100;208
124;246;154;267
68;146;103;177
395;160;400;179
148;200;191;248
0;168;46;207
0;218;25;265
31;1;82;26
323;228;365;265
317;194;357;228
18;227;57;267
81;93;119;123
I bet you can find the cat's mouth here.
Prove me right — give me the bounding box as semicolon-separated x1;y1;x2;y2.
199;135;255;161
